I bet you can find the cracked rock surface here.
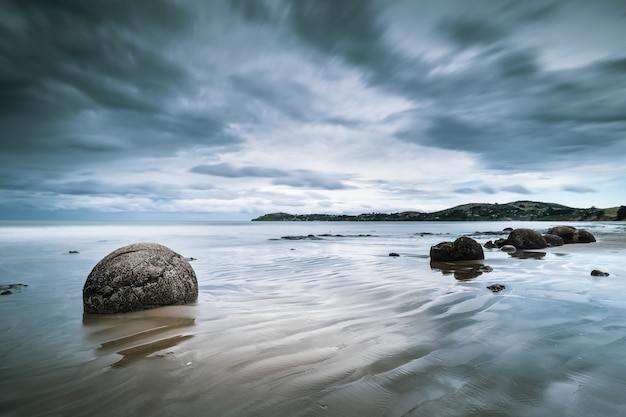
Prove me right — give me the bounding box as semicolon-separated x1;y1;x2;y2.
83;242;198;314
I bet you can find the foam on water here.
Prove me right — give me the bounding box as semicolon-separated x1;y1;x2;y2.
0;221;625;416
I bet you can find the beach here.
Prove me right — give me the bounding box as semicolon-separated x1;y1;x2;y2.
1;221;625;417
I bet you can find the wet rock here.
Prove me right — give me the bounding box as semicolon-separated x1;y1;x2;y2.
430;237;484;262
0;284;28;295
388;252;400;257
547;226;596;244
487;284;506;293
483;240;497;249
591;269;609;277
281;235;323;240
543;233;564;247
69;250;80;254
83;243;198;314
503;227;514;232
500;245;517;253
505;228;547;250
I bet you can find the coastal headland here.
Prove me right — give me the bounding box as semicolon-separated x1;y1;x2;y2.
253;200;626;222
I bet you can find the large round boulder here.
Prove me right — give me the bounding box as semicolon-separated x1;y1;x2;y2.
547;226;596;244
505;228;547;249
83;243;198;314
430;236;484;262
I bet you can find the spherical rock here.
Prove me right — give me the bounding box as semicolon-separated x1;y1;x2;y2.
430;236;484;262
547;226;596;244
505;228;547;250
543;233;565;247
83;243;198;314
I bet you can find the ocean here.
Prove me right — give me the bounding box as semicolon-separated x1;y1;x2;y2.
1;220;625;417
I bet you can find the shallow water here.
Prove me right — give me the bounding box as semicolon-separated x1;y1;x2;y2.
1;221;625;417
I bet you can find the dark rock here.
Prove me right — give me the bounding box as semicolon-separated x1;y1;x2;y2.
388;252;400;257
505;228;547;249
494;238;508;248
487;284;506;293
83;242;198;314
69;250;80;254
503;227;514;232
591;269;609;277
543;233;564;247
484;240;497;249
0;284;28;295
281;235;323;240
430;236;484;262
547;226;596;244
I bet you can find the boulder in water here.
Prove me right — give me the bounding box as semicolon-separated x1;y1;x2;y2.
430;236;484;262
83;242;198;314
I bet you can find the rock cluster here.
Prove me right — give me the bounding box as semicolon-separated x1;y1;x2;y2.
430;237;484;262
547;226;596;244
83;243;198;314
484;225;596;250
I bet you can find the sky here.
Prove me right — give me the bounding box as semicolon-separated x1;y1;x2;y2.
1;0;625;220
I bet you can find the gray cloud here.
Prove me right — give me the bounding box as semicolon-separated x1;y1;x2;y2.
562;185;597;194
437;17;507;47
502;185;533;195
190;163;287;178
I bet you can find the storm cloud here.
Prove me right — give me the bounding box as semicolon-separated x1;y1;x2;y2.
1;0;625;219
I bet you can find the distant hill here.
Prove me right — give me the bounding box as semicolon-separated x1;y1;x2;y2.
252;201;623;222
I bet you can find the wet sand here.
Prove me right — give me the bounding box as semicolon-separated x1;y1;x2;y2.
1;221;625;416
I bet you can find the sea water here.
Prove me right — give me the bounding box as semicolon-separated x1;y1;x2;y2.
0;221;625;417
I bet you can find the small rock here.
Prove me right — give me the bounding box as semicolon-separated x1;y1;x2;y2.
483;240;496;249
69;250;80;254
487;284;506;293
388;252;400;257
591;269;609;277
1;290;12;295
503;227;514;232
501;245;517;253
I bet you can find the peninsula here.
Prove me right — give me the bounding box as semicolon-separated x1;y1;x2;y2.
252;201;625;222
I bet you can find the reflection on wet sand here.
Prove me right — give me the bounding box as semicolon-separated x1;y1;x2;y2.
83;307;196;368
430;260;493;280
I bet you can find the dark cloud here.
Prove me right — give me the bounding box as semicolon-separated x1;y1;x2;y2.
0;0;240;160
437;17;507;47
190;163;287;178
191;163;350;190
273;171;351;190
502;185;533;195
562;185;596;194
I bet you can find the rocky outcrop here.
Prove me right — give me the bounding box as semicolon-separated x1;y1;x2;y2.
547;226;596;244
83;243;198;314
430;236;484;262
505;228;547;249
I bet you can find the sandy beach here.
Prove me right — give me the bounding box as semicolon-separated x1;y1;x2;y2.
1;221;625;416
